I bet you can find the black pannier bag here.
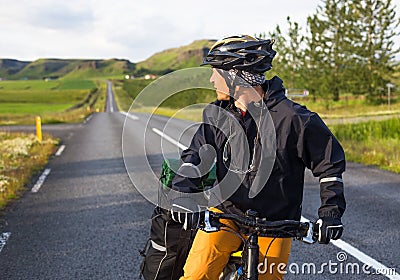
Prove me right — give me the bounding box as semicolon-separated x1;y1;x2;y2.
140;206;196;280
139;158;216;280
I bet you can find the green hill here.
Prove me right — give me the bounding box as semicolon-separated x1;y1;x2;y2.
0;58;135;80
0;59;30;77
134;39;216;75
62;59;135;79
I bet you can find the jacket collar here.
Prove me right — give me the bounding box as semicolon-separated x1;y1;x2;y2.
261;76;287;109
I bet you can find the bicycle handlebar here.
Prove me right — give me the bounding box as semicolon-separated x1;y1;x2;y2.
199;210;317;244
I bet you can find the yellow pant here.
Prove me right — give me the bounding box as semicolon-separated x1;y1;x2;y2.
180;209;292;280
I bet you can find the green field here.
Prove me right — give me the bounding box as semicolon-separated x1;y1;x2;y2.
0;90;89;104
0;103;73;114
0;80;60;90
0;79;95;90
57;80;96;90
0;79;105;125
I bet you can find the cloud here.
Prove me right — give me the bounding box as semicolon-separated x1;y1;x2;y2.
0;1;94;32
0;0;399;62
27;4;94;31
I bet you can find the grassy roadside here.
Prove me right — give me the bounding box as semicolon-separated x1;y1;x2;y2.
0;132;58;210
286;92;400;119
43;79;108;123
112;80;133;112
330;118;400;173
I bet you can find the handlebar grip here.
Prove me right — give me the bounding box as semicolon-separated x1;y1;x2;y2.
199;210;318;242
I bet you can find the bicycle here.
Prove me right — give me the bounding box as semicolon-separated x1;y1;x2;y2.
198;209;318;280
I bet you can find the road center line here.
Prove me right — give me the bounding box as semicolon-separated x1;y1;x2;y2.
152;128;188;150
0;232;11;254
55;145;66;156
120;111;139;121
108;82;114;113
31;168;51;193
154;129;399;279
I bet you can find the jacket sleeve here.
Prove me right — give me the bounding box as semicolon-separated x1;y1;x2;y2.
301;113;346;218
171;107;217;193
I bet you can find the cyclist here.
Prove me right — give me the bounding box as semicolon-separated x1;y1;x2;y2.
169;35;346;279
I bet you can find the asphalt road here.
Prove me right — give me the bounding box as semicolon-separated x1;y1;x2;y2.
0;83;399;279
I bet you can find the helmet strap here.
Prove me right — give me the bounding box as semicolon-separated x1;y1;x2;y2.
216;68;238;106
228;72;239;106
229;70;248;106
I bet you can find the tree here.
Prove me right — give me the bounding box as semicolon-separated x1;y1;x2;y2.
266;17;306;91
352;0;400;101
262;0;400;102
306;0;356;101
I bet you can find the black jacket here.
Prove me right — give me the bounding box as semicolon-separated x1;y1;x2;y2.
172;76;346;221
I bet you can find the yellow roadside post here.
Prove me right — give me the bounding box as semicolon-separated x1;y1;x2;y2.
35;116;42;143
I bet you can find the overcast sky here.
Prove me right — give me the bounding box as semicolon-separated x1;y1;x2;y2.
0;0;399;63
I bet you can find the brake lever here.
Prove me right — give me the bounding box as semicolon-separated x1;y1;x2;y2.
200;210;221;233
300;221;317;244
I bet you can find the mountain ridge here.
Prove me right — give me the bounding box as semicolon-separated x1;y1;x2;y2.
0;39;216;80
0;58;135;80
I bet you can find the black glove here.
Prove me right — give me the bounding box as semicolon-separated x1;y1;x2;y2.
170;199;202;230
316;217;343;244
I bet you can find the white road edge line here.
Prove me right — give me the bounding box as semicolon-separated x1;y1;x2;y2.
55;145;66;156
0;232;11;254
301;215;400;279
120;111;139;121
152;128;188;150
155;129;399;279
332;239;400;279
31;168;51;193
84;115;93;123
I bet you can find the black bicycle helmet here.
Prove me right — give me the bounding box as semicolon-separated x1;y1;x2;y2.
202;35;276;73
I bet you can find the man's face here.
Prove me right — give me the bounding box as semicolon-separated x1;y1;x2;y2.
210;68;230;101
